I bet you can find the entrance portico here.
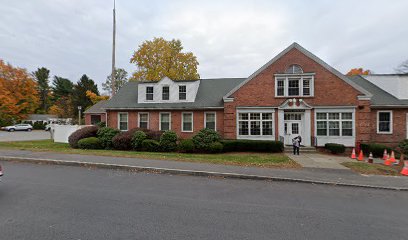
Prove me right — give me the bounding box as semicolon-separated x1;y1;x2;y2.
278;99;312;146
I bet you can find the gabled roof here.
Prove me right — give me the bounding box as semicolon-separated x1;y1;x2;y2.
26;114;58;120
224;42;372;100
104;78;246;110
84;100;108;114
348;75;408;107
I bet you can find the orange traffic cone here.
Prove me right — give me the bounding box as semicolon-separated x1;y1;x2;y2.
401;161;408;176
383;149;388;160
350;148;356;159
358;150;364;161
368;152;373;163
389;151;396;163
384;154;392;166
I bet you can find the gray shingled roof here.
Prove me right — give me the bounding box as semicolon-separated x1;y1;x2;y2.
348;75;408;107
26;114;57;120
104;78;246;110
84;100;108;113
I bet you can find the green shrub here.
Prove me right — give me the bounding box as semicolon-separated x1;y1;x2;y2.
159;131;178;152
360;143;392;157
77;137;103;149
68;126;99;148
209;142;223;153
141;139;160;152
33;121;46;130
324;143;345;154
398;139;408;155
97;127;120;149
221;140;284;153
178;139;195;153
132;131;147;150
96;121;106;128
192;129;221;152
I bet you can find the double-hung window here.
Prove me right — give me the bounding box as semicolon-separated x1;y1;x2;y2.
288;78;300;96
377;111;392;134
160;113;171;131
182;113;193;132
146;86;154;100
162;86;169;100
205;112;216;131
118;113;128;131
179;85;186;100
138;113;149;129
316;112;353;137
238;112;273;136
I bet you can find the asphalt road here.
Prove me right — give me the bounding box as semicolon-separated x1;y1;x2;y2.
0;130;50;142
0;162;407;240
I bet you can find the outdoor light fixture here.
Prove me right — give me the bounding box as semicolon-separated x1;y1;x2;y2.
78;106;82;125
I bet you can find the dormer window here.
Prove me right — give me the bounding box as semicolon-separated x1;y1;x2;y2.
179;85;186;100
285;64;303;74
146;86;154;100
162;86;169;100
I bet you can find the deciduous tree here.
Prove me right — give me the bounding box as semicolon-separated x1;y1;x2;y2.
102;68;128;95
86;90;109;104
0;60;39;125
346;68;371;76
395;60;408;74
130;37;200;81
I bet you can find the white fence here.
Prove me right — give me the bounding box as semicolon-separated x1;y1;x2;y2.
52;125;89;143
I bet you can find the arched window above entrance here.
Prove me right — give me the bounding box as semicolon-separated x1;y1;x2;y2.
285;64;303;74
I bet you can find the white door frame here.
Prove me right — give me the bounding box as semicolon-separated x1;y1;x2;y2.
284;119;302;145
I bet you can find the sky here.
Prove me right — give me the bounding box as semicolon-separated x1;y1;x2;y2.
1;0;408;93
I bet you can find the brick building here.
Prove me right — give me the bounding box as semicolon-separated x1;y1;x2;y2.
85;43;408;147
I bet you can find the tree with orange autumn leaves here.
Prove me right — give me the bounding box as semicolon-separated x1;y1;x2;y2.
346;68;372;76
86;90;109;104
0;60;39;125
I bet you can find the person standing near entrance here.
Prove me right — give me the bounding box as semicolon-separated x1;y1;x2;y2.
292;136;301;155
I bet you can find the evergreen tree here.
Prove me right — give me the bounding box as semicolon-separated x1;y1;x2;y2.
72;74;99;117
52;76;74;101
33;67;50;113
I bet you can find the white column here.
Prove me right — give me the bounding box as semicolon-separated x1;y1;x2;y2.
278;110;285;142
304;109;311;146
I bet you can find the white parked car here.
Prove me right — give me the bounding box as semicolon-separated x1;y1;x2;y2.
1;124;33;132
0;164;3;181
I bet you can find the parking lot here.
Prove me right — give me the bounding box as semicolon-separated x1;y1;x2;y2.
0;130;51;142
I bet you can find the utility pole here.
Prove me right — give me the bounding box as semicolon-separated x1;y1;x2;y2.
111;0;116;96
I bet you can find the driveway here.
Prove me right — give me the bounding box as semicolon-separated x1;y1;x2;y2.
0;130;51;142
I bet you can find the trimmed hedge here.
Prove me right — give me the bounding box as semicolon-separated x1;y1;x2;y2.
222;140;284;153
325;143;345;154
68;126;99;148
192;129;221;152
178;139;195;153
360;143;392;157
209;142;223;153
132;131;147;150
78;137;103;149
97;127;120;149
159;131;178;152
141;139;160;152
33;121;46;130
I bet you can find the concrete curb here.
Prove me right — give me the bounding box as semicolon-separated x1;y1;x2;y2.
1;156;407;191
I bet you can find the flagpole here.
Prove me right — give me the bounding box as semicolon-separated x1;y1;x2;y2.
111;0;116;96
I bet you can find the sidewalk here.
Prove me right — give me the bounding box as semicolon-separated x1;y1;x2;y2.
0;149;407;190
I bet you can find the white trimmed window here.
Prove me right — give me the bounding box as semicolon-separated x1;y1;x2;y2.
179;85;186;100
118;112;128;131
138;113;149;129
275;65;313;97
160;113;171;131
377;111;392;134
182;113;193;132
162;86;169;100
316;112;353;136
238;112;273;136
205;112;216;131
146;86;154;100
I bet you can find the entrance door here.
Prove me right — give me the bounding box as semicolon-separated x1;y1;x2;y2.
284;113;302;145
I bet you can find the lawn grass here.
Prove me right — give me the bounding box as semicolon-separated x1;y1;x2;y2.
342;162;401;176
0;140;299;168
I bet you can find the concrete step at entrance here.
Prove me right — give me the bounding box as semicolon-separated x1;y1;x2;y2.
284;146;317;153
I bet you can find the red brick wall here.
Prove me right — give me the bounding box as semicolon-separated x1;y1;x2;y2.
106;110;224;139
224;48;363;139
368;109;408;147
